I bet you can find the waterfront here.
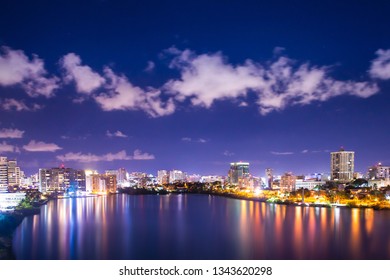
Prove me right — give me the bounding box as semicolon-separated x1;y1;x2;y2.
11;194;390;259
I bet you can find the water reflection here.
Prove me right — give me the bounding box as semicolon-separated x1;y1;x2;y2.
12;194;390;259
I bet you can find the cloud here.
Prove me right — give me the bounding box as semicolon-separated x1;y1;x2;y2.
60;53;106;94
0;46;59;97
164;48;379;115
181;137;208;143
0;128;25;138
271;151;294;155
369;49;390;80
165;47;264;107
301;149;309;153
0;98;44;111
106;130;128;138
94;68;175;117
144;61;155;72
132;149;155;160
0;141;20;153
56;149;154;162
23;140;62;152
223;150;234;156
181;137;192;142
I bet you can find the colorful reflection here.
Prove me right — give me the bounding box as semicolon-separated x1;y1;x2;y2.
12;194;390;259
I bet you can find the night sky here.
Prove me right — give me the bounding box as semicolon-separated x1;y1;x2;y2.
0;0;389;177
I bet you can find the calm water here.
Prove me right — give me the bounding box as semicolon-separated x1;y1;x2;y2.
12;194;390;259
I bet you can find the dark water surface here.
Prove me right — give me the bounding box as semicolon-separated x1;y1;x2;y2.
12;194;390;259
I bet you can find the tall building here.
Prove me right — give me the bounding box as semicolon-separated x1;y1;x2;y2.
368;163;390;180
7;159;21;187
265;168;273;189
90;173;117;193
157;170;169;184
39;167;86;193
280;172;296;192
0;157;8;192
169;170;185;183
228;162;250;185
331;148;355;182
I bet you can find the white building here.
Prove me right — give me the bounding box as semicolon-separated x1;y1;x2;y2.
331;148;354;181
169;170;186;183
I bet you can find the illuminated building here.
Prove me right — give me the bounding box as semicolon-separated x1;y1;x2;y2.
368;163;390;180
0;192;26;211
90;173;117;193
157;170;169;184
169;170;185;183
39;166;86;193
228;162;250;186
331;148;354;182
7;159;21;187
280;172;296;192
0;157;8;192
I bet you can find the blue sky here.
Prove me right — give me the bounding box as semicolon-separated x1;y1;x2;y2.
0;0;389;176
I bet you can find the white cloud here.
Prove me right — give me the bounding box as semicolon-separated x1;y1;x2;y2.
56;149;154;162
164;48;379;115
301;149;309;153
60;53;105;94
144;61;155;72
0;128;25;138
106;130;128;138
271;151;294;155
182;137;192;142
181;137;208;143
23;140;62;152
0;46;59;97
369;49;390;80
132;149;155;160
223;150;234;156
165;48;264;107
0;141;20;153
94;68;175;117
0;98;43;111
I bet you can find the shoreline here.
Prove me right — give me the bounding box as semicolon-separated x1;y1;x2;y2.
0;208;41;260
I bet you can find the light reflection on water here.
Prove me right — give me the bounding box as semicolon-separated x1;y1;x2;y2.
12;194;390;259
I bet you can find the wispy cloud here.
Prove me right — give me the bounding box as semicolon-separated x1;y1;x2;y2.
0;98;44;111
301;149;309;154
223;150;234;156
60;53;106;94
0;128;25;138
23;140;62;152
0;46;59;97
369;49;390;80
0;141;20;153
106;130;128;138
144;61;155;72
271;151;294;155
181;137;208;143
56;149;154;162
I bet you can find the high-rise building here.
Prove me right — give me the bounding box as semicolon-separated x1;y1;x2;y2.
39;167;86;193
90;173;117;193
280;172;296;192
265;168;273;189
0;157;8;192
117;168;127;186
157;170;169;184
7;159;21;187
331;148;355;182
228;162;250;185
367;163;390;180
169;170;185;183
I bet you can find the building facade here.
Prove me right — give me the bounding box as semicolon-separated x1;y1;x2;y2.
39;167;86;193
331;148;355;182
280;172;296;192
228;162;250;186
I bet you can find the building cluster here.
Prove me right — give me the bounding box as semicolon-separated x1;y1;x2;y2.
1;147;390;211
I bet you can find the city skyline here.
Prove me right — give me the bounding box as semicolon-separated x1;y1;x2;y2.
1;0;390;176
